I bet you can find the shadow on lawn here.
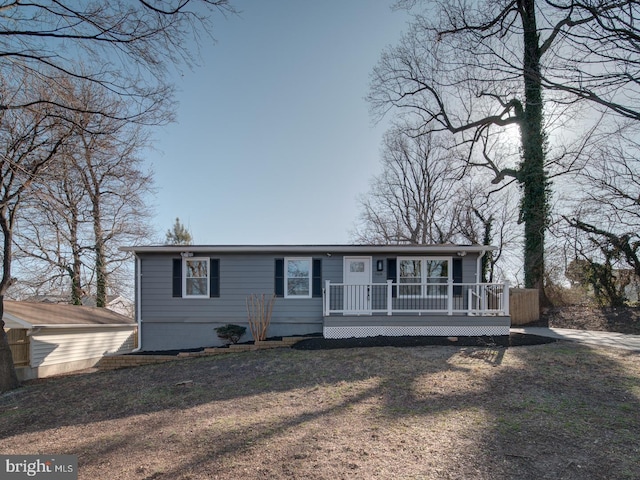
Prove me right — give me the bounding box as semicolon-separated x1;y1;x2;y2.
1;342;639;479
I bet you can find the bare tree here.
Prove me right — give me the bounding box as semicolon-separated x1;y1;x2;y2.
0;1;233;121
73;125;154;308
0;83;72;392
354;127;520;282
353;128;463;245
560;130;640;305
0;1;233;391
454;180;520;282
14;154;90;305
368;0;640;302
15;81;155;308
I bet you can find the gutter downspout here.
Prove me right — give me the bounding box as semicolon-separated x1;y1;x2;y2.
132;253;142;352
476;249;487;283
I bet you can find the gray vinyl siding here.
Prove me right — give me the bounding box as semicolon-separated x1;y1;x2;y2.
139;253;341;320
136;250;483;351
139;252;340;350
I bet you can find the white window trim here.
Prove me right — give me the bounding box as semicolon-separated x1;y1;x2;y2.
397;256;451;298
183;257;210;298
284;257;312;299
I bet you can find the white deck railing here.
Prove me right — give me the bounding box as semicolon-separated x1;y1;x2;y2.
323;280;510;317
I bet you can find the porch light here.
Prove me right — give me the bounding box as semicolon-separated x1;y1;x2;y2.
456;251;467;257
180;252;194;258
376;260;384;271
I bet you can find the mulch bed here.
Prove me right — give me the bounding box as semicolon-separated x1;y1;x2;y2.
291;332;557;350
132;333;556;356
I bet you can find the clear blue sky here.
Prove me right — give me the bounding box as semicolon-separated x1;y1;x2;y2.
148;1;410;245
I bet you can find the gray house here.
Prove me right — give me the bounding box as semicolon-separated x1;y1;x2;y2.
122;244;511;351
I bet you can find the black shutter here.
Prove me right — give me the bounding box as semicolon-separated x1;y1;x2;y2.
387;258;397;298
275;258;284;297
452;258;463;295
172;258;182;297
312;258;322;297
210;259;220;298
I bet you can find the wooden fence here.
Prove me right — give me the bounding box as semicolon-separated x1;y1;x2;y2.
5;328;30;366
509;288;539;325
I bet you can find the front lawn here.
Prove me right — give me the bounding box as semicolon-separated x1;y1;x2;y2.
1;342;639;479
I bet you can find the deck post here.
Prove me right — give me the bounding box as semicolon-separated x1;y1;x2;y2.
503;280;510;316
447;280;453;315
386;280;393;316
480;283;489;315
324;280;331;316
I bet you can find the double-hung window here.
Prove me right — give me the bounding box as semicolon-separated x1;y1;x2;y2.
184;257;210;298
285;257;312;298
398;257;450;297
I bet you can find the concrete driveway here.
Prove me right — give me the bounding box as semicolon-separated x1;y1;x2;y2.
511;327;640;352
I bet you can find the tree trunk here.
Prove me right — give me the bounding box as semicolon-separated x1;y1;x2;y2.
70;215;83;305
95;242;106;307
482;218;494;284
0;297;19;392
0;208;19;391
519;0;550;306
93;202;107;308
71;252;83;306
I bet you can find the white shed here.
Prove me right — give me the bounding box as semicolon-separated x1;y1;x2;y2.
3;301;136;380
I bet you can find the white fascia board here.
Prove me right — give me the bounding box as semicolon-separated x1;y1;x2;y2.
28;324;136;329
121;244;498;255
2;312;32;329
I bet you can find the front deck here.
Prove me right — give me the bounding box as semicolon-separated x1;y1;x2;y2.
322;281;510;338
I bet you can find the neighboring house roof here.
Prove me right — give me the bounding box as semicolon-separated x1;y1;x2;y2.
122;244;498;254
81;295;127;308
3;300;136;329
25;294;70;304
26;294;125;307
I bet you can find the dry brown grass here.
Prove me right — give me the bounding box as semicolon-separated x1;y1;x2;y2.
1;342;640;479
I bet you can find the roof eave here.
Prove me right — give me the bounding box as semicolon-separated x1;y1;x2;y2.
121;244;498;254
28;324;136;329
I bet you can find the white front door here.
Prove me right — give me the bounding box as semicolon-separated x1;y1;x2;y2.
344;257;372;314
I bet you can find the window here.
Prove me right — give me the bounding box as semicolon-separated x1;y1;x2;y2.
285;257;311;298
275;258;321;298
398;257;450;297
184;257;210;298
399;259;422;296
350;261;366;273
172;257;219;298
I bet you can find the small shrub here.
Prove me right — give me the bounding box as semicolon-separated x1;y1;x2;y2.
215;324;246;344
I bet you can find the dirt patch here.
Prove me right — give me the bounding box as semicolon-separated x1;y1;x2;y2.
2;341;639;479
542;306;640;335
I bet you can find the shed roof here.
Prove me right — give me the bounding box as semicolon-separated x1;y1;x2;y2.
3;301;135;329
